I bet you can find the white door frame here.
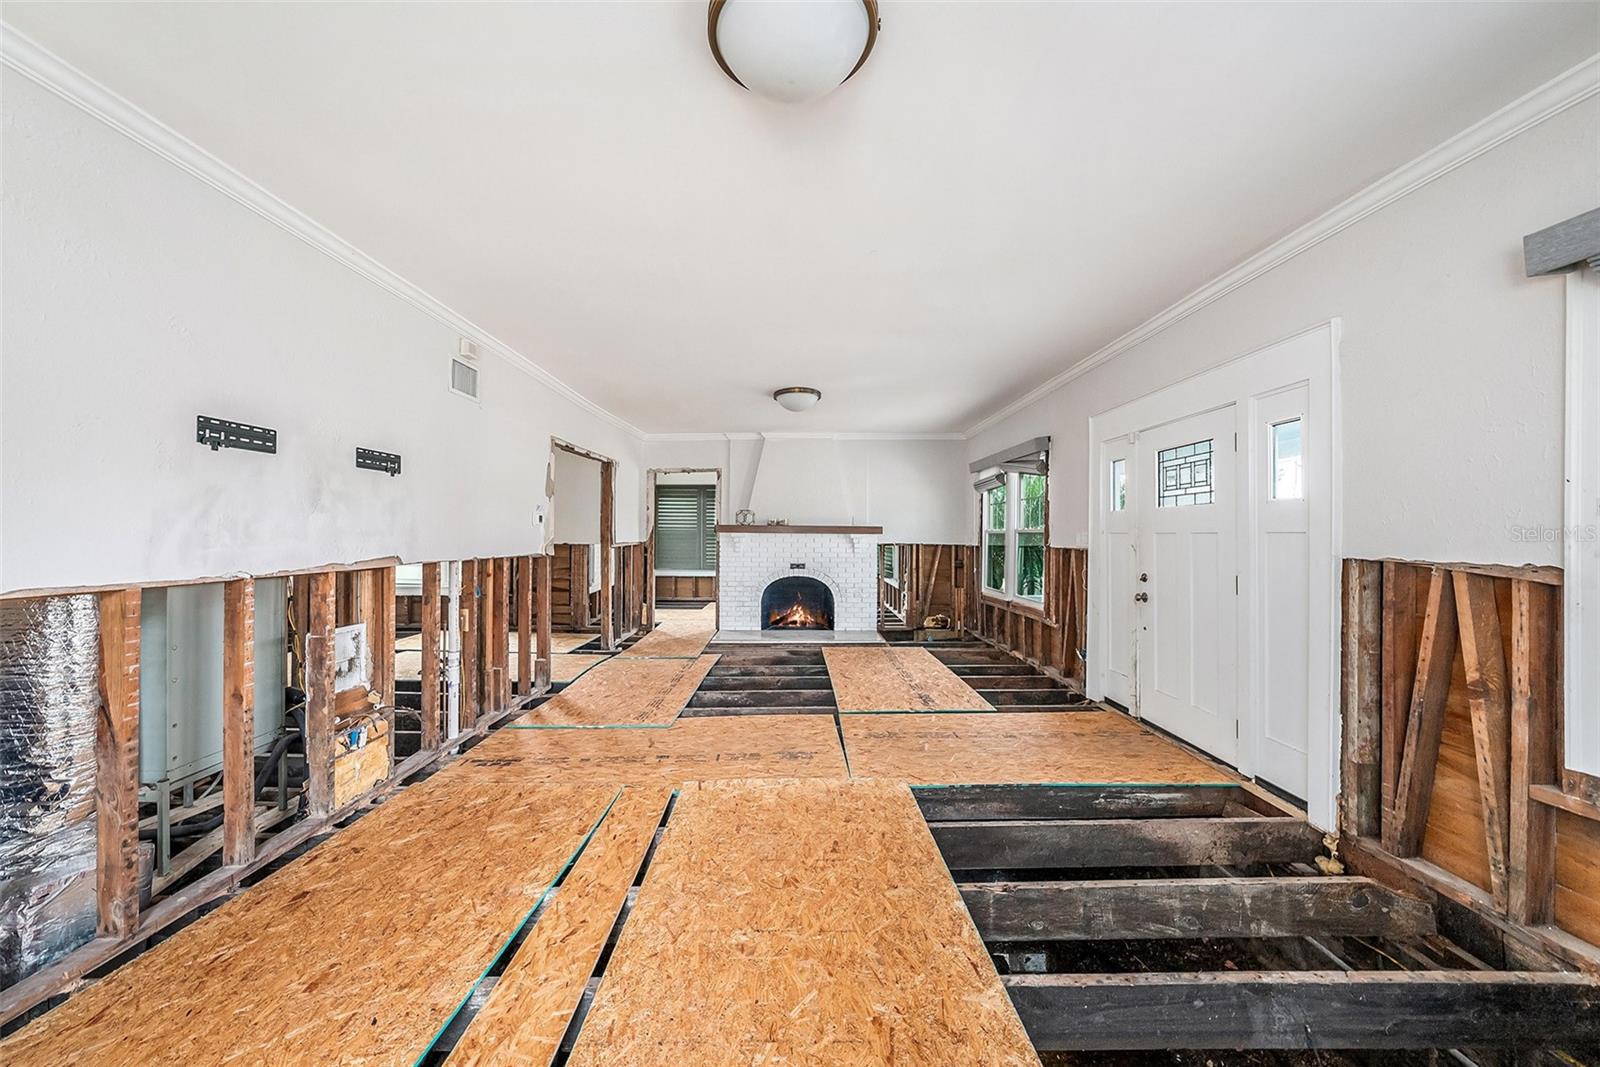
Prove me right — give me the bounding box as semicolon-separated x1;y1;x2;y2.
1087;320;1342;829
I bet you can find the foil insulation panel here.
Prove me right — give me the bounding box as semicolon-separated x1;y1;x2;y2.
0;595;99;988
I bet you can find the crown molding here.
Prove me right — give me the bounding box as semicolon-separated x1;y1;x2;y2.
638;430;966;442
963;52;1600;439
0;25;646;440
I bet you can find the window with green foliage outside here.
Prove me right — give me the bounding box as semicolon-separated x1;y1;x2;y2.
977;464;1048;603
1016;473;1045;601
983;482;1007;593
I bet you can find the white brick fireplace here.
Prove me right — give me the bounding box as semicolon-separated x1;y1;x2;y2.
717;526;881;635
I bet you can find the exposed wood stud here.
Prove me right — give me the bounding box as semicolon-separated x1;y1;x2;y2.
1379;561;1419;844
460;559;480;728
94;588;142;938
1341;559;1383;837
479;557;497;714
420;562;442;750
517;555;533;696
599;460;616;650
372;566;396;710
221;579;256;867
1510;579;1558;924
1391;566;1458;857
1453;570;1513;905
535;553;553;691
303;571;337;817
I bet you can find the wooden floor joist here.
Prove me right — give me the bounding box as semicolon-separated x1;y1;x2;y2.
961;876;1436;941
933;815;1324;870
914;783;1282;822
1004;970;1600;1050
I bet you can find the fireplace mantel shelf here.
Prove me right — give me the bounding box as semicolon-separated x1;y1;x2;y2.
716;525;883;535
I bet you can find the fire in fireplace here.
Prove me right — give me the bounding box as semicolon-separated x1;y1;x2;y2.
761;576;835;630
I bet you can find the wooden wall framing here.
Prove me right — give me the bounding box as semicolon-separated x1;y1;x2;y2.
954;545;1088;691
1340;558;1600;968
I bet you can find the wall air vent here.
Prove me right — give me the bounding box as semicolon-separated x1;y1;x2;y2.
196;415;276;454
355;448;402;476
450;356;479;400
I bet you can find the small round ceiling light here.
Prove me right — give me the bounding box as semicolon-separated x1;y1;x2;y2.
773;386;822;413
708;0;879;104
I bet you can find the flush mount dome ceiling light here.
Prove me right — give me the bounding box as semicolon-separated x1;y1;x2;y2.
708;0;879;104
773;386;822;412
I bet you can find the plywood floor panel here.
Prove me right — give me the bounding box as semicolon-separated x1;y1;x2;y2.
551;653;609;684
565;778;1039;1067
620;604;717;659
456;713;849;786
1;777;618;1067
530;655;719;726
841;711;1229;784
450;787;672;1067
825;646;993;712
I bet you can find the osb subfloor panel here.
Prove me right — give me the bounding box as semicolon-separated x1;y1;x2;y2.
451;787;672;1067
551;652;609;684
824;646;994;712
840;711;1231;785
529;654;719;726
566;778;1039;1067
455;713;849;786
620;605;718;658
0;777;618;1067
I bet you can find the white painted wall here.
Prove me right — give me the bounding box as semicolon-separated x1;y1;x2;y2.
550;449;602;545
969;97;1599;569
0;70;644;594
644;435;972;544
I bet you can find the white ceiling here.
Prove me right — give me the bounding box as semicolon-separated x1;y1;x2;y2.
6;1;1596;434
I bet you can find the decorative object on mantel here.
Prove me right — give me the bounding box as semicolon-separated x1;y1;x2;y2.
736;509;756;525
772;386;822;412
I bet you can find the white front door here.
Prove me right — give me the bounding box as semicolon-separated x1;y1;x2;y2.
1136;406;1239;765
1100;437;1137;708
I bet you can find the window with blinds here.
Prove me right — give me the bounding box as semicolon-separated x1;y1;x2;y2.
654;485;718;571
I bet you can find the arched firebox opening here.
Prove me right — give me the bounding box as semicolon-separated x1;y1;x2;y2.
761;576;835;630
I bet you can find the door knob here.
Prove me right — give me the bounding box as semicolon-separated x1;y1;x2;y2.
1135;592;1149;603
1138;572;1149;583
